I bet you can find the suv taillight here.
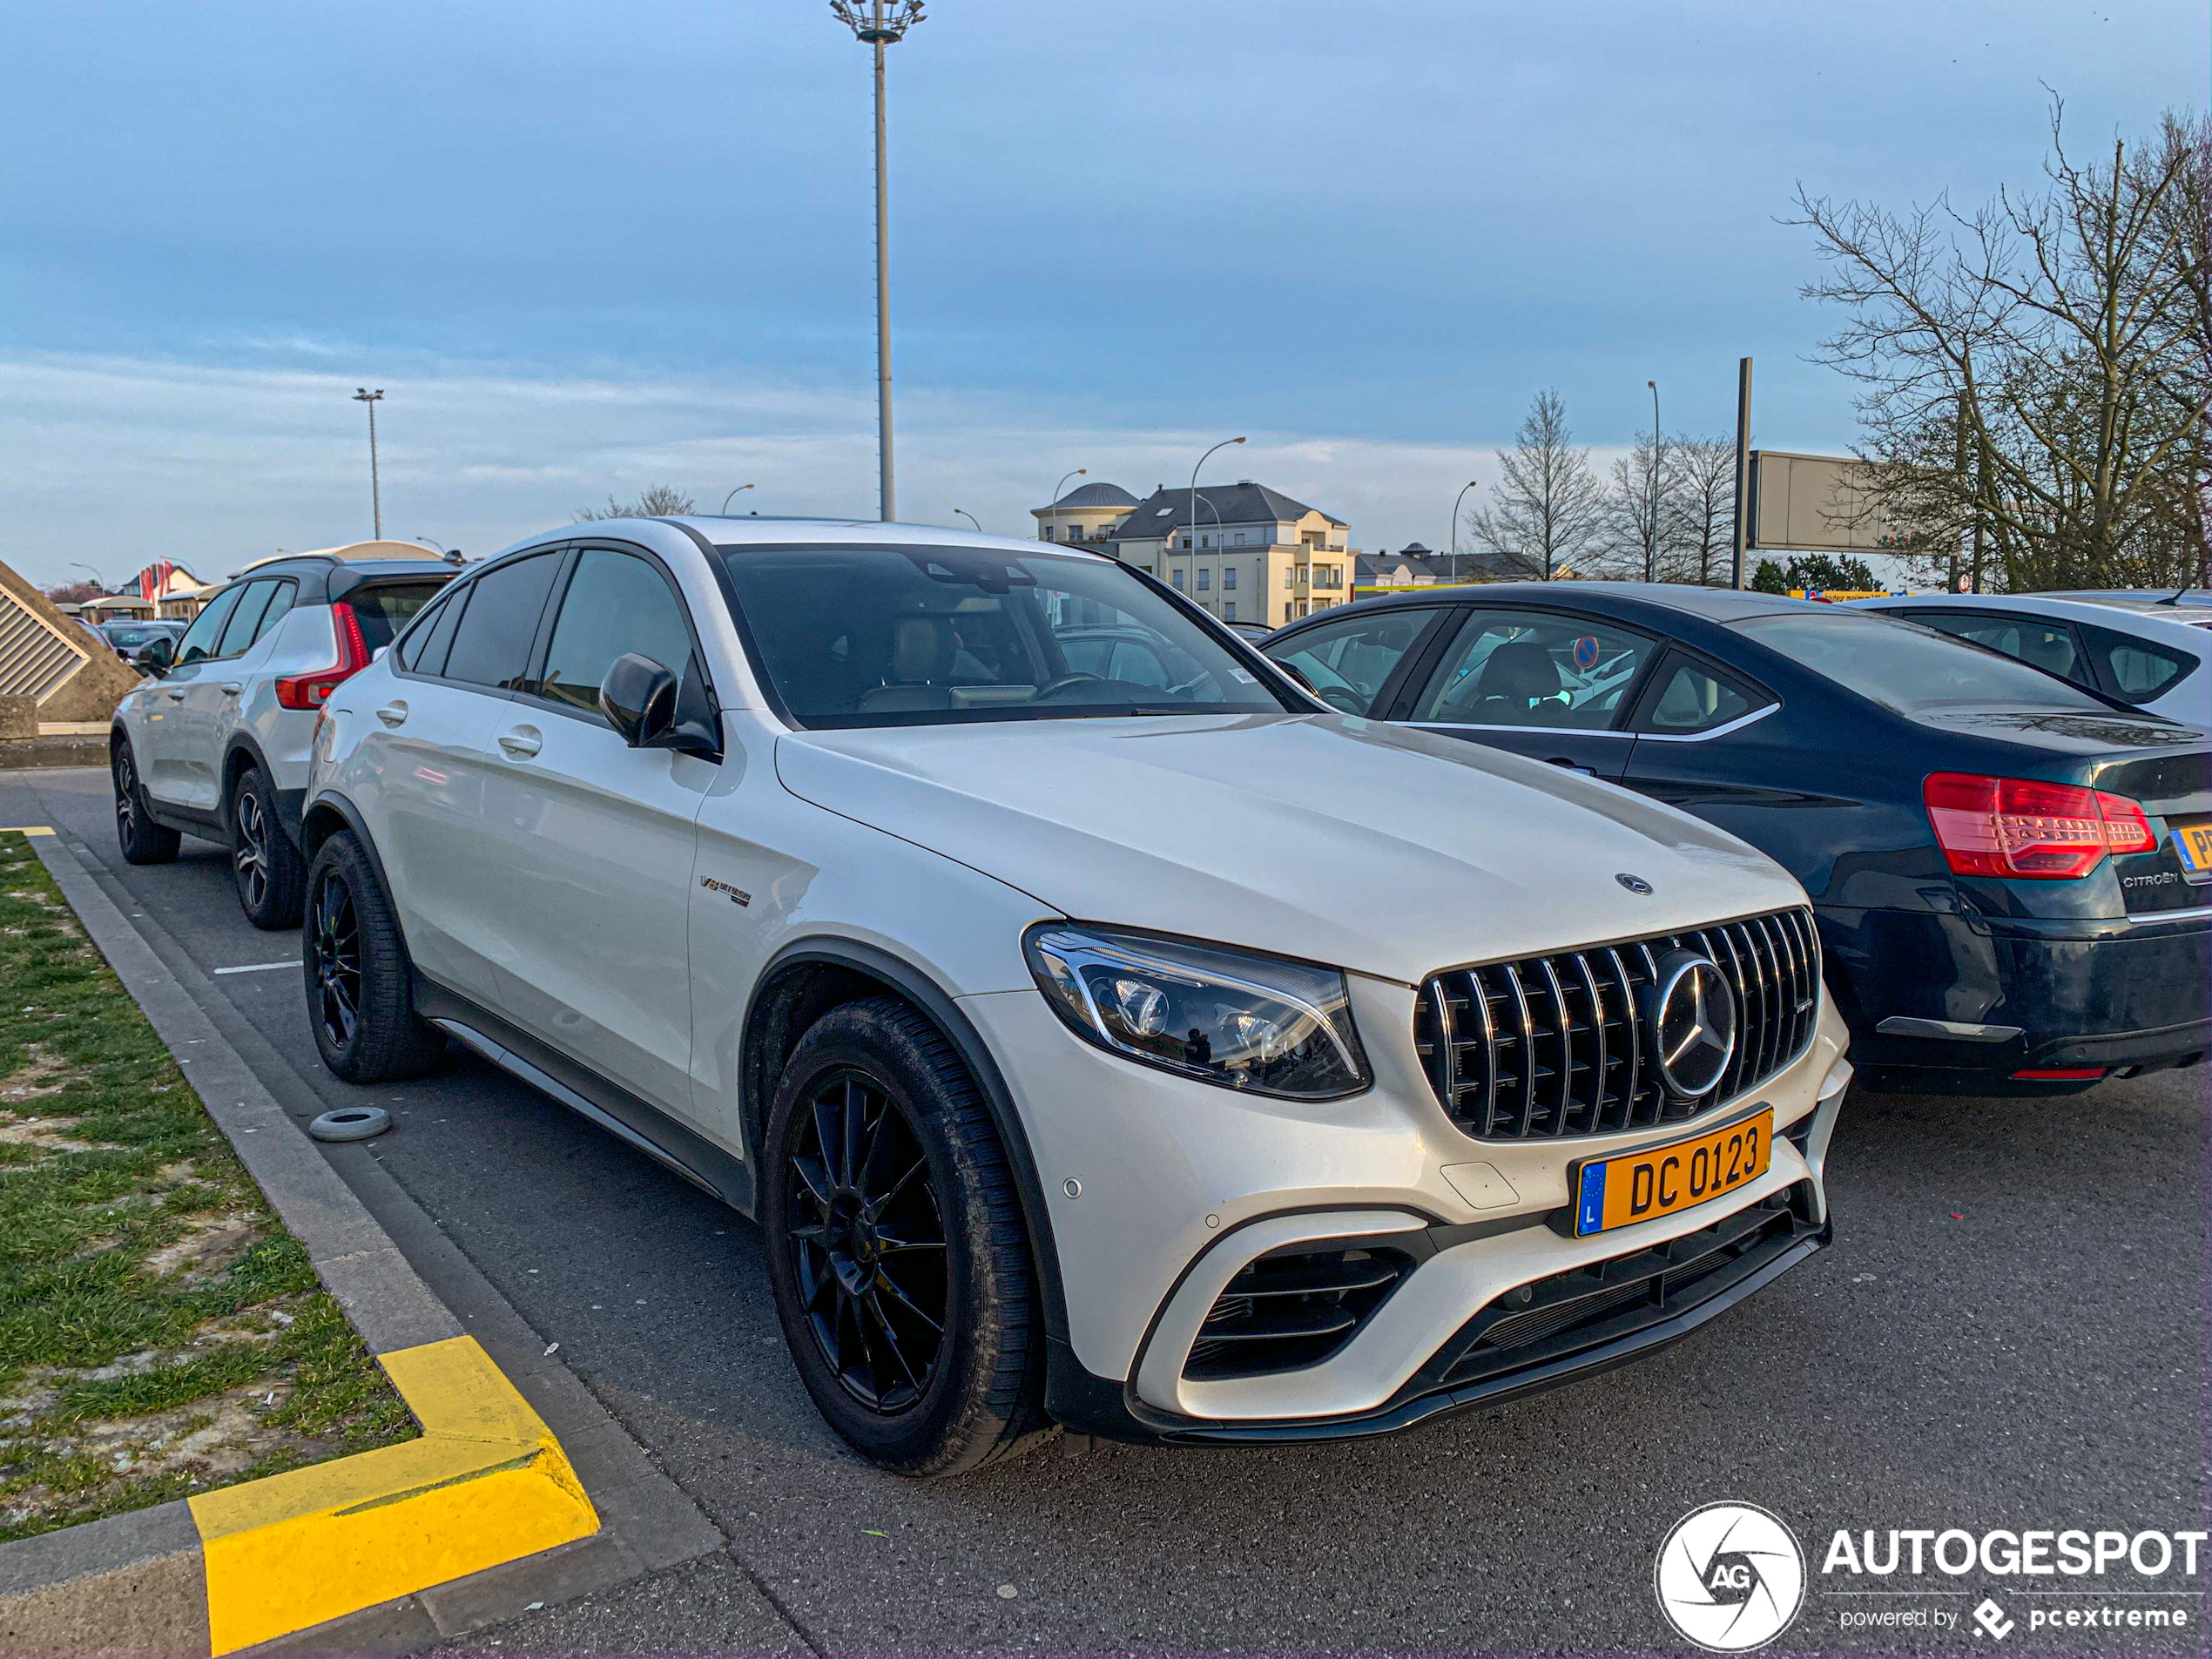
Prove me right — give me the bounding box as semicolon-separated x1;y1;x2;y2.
1923;772;2155;880
274;602;369;711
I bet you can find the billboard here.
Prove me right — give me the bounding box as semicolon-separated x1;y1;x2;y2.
1747;450;1896;553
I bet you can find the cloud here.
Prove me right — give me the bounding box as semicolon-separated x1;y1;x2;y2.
0;352;1602;583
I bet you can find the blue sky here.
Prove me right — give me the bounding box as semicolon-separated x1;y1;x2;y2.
2;0;2202;583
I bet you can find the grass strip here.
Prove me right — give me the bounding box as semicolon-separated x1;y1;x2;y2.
0;830;417;1543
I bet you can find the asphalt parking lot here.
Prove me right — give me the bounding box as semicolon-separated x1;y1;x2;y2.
3;765;2204;1657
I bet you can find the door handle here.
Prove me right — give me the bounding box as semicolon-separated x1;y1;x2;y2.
497;727;542;759
376;702;408;728
1547;758;1595;777
219;682;242;695
164;687;186;701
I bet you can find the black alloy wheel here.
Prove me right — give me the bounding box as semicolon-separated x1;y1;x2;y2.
762;997;1046;1475
300;831;444;1083
308;867;361;1055
111;740;179;865
783;1069;950;1413
230;766;305;928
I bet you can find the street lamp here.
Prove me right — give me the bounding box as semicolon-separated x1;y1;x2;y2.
828;0;926;523
721;484;756;513
1449;478;1479;562
954;509;983;534
353;388;385;540
70;562;111;591
1048;469;1085;545
1188;436;1244;562
1645;380;1661;583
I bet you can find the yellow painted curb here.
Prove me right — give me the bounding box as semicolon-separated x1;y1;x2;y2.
0;826;56;835
188;1336;599;1655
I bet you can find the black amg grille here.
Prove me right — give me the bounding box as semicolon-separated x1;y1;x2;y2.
1184;1244;1414;1380
1413;908;1820;1141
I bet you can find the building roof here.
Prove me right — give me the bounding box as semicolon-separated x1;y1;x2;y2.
1109;482;1347;543
1036;482;1138;513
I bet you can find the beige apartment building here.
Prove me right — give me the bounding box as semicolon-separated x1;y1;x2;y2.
1031;479;1354;628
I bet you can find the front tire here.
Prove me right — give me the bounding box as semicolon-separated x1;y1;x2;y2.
231;765;305;929
111;739;180;865
763;998;1047;1476
302;831;443;1083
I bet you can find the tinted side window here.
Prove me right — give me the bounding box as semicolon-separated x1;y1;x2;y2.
1265;610;1438;715
398;588;464;676
1410;609;1654;729
534;550;698;714
250;580;297;648
1630;656;1771;734
1897;609;2089;686
216;582;278;658
441;554;561;692
2075;620;2196;700
175;586;245;665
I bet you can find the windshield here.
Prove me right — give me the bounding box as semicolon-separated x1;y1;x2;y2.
718;544;1288;728
1734;610;2115;714
101;625;172;647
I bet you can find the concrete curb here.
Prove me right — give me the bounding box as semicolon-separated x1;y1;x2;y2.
0;830;725;1657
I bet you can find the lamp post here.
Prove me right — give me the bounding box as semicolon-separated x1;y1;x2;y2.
1048;469;1085;545
353;388;385;540
1187;435;1244;561
1449;478;1479;564
721;484;756;513
954;509;982;534
1644;380;1661;583
829;0;926;523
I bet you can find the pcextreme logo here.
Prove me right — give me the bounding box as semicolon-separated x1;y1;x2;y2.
1655;1502;1808;1651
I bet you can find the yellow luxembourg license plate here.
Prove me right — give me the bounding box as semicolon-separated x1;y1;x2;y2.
2171;821;2212;882
1570;1109;1773;1237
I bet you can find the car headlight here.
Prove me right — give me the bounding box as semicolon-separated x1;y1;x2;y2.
1022;923;1370;1100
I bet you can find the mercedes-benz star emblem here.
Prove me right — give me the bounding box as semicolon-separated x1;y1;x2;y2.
1616;872;1654;894
1647;948;1737;1098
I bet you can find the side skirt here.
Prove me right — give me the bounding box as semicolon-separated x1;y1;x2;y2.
412;980;754;1215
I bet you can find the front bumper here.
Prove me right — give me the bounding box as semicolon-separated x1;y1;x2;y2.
1820;903;2212;1094
961;974;1851;1443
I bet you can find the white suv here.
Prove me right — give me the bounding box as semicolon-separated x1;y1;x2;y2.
302;518;1852;1474
109;549;458;926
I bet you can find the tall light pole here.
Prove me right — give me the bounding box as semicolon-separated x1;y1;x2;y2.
1730;357;1753;590
1449;478;1479;563
1188;436;1244;562
829;0;925;523
1644;380;1661;583
1049;469;1085;544
353;388;385;540
721;484;756;513
954;509;982;534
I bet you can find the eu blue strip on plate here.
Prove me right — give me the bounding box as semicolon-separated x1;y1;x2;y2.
1576;1163;1606;1236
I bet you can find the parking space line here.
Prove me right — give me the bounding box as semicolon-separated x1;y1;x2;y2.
212;961;302;975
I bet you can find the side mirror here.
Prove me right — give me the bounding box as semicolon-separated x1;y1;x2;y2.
601;652;678;747
133;637;175;674
600;653;721;759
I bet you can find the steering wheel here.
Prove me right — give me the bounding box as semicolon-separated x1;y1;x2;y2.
1033;672;1105;702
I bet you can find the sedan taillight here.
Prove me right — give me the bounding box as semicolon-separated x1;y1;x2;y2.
274;603;369;711
1923;772;2155;880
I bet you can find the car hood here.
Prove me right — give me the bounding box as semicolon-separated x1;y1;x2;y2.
773;714;1805;982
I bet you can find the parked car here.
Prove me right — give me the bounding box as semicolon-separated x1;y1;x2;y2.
107;553;458;927
1223;619;1276;642
98;619;185;663
1851;591;2211;726
301;520;1851;1474
1264;584;2211;1098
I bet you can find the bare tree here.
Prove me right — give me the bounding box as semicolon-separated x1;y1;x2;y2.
1665;435;1738;586
1591;436;1671;581
574;485;696;522
1464;390;1607;580
1796;99;2209;591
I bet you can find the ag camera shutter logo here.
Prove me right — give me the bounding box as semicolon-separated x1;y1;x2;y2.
1655;1502;1807;1651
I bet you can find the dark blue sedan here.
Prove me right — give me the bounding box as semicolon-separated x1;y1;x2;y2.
1263;583;2211;1097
